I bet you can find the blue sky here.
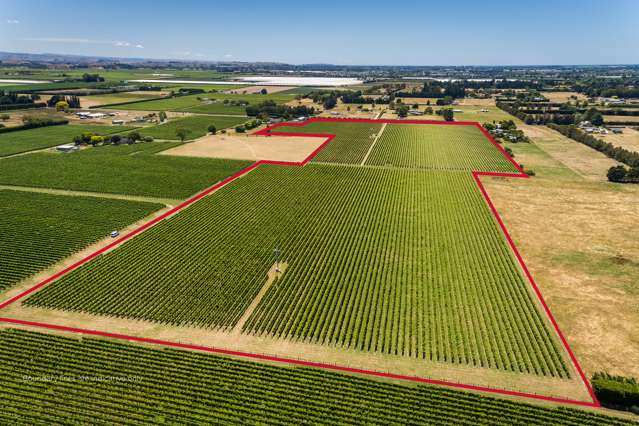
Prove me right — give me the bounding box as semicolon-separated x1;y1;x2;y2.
1;0;638;65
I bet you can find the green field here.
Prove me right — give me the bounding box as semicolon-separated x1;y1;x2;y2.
81;91;164;106
366;123;517;172
0;329;626;425
0;190;162;292
275;121;383;164
108;92;296;115
26;159;567;377
0;67;237;82
0;143;252;198
0;124;135;157
138;115;248;140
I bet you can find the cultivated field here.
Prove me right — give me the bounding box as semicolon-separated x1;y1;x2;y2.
108;92;296;115
0;142;252;198
366;123;518;172
274;121;383;163
138;115;248;140
0;190;162;292
23;121;570;380
78;91;167;108
0;124;135;157
0;328;625;425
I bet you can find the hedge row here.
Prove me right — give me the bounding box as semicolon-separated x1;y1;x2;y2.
0;119;68;134
0;102;46;111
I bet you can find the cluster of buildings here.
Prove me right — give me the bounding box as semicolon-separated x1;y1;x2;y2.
578;121;623;134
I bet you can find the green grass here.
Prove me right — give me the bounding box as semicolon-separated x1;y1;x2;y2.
275;121;383;164
1;329;628;425
0;142;253;198
138;115;248;140
0;124;136;157
0;67;237;82
27;163;568;377
0;190;162;292
80;92;164;106
107;92;296;115
366;123;519;172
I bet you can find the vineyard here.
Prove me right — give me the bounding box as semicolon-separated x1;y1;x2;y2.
274;121;382;164
0;124;135;157
0;142;253;199
138;114;248;140
365;123;519;172
25;161;568;377
0;329;629;425
0;190;162;292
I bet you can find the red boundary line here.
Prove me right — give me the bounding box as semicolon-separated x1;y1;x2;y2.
0;117;599;408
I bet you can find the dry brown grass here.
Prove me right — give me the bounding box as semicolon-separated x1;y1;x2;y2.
518;124;619;181
544;92;588;103
482;176;639;379
599;127;639;153
160;132;324;162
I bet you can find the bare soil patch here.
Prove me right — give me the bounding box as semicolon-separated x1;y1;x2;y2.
160;132;325;162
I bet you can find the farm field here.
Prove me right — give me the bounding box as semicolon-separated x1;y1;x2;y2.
518;124;620;180
386;104;516;124
25;149;568;379
0;124;136;157
138;114;248;140
365;123;519;172
108;92;296;115
599;127;639;153
604;115;639;123
0;142;253;198
78;91;166;107
274;120;383;163
0;328;627;426
0;190;162;292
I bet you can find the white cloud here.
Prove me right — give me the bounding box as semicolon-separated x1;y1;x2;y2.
6;19;19;24
21;37;144;49
224;54;233;59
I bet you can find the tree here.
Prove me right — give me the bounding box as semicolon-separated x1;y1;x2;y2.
175;128;190;141
208;124;217;135
128;131;141;142
0;114;9;121
442;108;454;122
322;95;337;110
260;88;268;95
55;101;69;112
397;105;409;118
425;106;433;115
158;111;167;122
607;165;627;182
89;135;104;146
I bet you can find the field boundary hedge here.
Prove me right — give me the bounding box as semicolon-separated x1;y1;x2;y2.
0;103;46;111
0;117;600;409
0;119;68;134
